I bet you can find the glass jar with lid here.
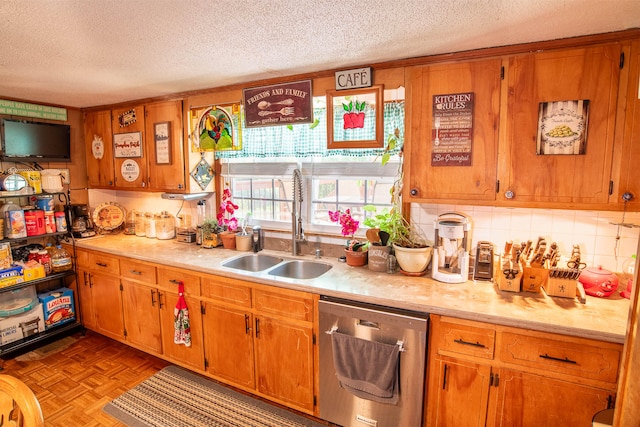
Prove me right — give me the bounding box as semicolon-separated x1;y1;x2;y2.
156;211;176;240
135;212;147;237
145;213;157;238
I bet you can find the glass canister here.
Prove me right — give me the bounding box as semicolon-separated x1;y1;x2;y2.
135;212;147;237
124;209;136;235
145;213;157;238
156;211;176;240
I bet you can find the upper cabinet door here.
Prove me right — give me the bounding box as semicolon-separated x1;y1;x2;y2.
84;110;115;188
111;104;147;189
501;44;622;206
405;59;502;202
145;100;186;192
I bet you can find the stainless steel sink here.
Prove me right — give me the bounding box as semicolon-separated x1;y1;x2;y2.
268;260;332;279
222;254;284;272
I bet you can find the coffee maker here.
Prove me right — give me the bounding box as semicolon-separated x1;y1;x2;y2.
68;204;96;238
432;212;471;283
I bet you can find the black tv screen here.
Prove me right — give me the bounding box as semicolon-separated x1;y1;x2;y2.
1;118;71;162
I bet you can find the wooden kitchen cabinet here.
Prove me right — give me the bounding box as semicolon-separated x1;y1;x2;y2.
75;249;124;341
614;39;640;209
426;315;621;427
111;104;147;189
144;100;186;192
120;258;161;355
84;109;115;188
157;266;205;371
84;100;185;191
201;276;316;415
405;58;502;203
500;44;622;206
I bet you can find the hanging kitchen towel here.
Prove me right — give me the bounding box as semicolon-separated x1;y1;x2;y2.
331;331;400;404
174;281;191;347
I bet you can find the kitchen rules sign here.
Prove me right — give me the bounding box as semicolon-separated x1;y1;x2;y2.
431;92;474;166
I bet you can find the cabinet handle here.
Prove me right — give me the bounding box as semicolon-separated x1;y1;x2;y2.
88;273;94;288
539;353;577;364
169;279;180;284
245;314;251;335
158;291;163;309
130;270;142;275
493;373;499;387
150;290;156;306
504;190;515;199
410;188;418;196
96;262;107;267
255;318;260;338
454;338;486;348
442;364;448;390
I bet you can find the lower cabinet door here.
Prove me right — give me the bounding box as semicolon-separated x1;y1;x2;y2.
488;369;614;427
203;303;255;389
160;291;205;371
76;268;96;330
254;315;314;413
121;280;162;354
428;356;492;427
90;271;125;341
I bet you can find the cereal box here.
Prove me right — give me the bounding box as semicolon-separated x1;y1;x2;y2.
38;288;75;329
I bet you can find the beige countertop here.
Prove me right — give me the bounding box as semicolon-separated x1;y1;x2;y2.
72;234;630;344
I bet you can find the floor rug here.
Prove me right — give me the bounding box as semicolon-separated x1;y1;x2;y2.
103;365;327;427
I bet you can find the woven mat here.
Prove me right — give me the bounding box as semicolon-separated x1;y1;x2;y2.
103;365;325;427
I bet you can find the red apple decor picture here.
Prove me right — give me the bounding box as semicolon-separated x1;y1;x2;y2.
342;100;367;129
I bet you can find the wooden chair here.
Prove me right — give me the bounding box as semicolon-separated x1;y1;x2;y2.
0;374;44;427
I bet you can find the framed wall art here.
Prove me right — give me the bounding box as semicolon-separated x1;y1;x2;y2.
536;100;589;155
154;122;171;164
113;132;142;158
189;103;243;152
326;85;383;149
243;80;313;128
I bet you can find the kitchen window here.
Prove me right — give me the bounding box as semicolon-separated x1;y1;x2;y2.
218;95;404;234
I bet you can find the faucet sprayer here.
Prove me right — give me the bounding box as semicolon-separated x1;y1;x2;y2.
292;168;305;255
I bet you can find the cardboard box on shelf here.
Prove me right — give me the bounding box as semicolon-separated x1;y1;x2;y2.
0;303;44;345
0;265;24;288
38;288;75;329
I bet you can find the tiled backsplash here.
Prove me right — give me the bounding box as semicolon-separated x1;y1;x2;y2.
89;189;640;273
411;203;640;273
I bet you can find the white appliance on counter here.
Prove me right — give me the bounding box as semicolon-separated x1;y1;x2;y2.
432;212;471;283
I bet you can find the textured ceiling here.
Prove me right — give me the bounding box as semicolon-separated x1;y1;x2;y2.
1;0;639;109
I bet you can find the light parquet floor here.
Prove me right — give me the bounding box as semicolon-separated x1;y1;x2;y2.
0;331;170;427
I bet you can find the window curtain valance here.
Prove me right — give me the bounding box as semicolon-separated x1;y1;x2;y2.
216;101;404;160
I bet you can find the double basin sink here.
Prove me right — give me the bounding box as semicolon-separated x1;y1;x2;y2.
221;253;332;280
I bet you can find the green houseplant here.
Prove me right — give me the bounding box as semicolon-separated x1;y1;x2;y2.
201;218;223;248
364;130;432;273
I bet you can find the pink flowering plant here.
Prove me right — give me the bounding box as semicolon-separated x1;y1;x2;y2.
328;209;367;251
217;183;239;232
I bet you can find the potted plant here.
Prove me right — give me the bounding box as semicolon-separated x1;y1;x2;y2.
329;209;368;267
201;218;223;248
366;131;432;274
217;183;239;249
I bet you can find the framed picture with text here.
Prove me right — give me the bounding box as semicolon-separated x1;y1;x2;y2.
154;122;171;164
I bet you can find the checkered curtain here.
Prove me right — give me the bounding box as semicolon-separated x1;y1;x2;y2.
216;101;404;159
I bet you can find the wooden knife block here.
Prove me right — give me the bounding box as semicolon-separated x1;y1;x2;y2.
497;257;523;292
522;266;548;293
544;277;577;298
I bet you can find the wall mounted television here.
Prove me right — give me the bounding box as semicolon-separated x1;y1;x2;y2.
0;118;71;162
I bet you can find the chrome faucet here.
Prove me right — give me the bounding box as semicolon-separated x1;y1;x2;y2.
292;168;305;255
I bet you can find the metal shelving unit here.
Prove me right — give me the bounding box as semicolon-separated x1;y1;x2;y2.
0;190;83;358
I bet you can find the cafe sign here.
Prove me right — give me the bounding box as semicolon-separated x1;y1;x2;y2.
334;67;372;90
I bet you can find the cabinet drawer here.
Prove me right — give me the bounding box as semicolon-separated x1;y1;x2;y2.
499;332;621;383
253;288;313;322
158;266;200;296
201;275;251;307
80;251;120;275
120;259;157;283
437;318;496;359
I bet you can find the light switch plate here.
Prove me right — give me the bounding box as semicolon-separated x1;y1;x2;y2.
60;169;71;184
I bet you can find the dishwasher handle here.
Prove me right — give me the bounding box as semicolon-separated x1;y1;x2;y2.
357;319;380;329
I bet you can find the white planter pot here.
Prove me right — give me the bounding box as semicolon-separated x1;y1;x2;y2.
392;244;432;274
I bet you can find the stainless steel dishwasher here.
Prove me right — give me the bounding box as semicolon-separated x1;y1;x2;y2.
319;295;428;427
